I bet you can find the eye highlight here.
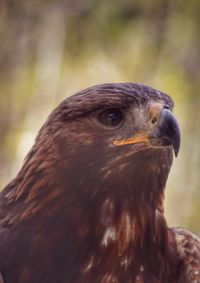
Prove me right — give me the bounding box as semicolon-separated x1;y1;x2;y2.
98;108;123;127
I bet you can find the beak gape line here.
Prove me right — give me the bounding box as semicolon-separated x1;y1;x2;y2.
113;136;149;146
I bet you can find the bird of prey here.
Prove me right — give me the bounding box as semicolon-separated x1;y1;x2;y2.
0;83;199;283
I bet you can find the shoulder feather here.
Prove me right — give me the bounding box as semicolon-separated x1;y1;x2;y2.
171;227;200;282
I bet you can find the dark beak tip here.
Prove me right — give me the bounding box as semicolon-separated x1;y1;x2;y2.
173;129;181;157
151;109;181;157
174;136;181;157
170;115;181;158
174;143;180;157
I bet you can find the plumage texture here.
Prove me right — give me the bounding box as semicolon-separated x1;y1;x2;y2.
0;83;199;283
173;228;200;282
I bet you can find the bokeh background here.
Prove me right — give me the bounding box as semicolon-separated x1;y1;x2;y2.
0;0;200;234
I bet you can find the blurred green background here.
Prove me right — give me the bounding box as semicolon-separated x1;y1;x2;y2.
0;0;200;234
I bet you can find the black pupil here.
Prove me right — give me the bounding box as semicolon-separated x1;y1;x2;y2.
98;108;122;126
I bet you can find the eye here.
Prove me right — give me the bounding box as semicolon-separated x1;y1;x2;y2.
98;108;123;127
151;117;157;124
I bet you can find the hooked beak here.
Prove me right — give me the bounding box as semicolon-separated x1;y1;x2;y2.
113;107;181;157
150;108;181;157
